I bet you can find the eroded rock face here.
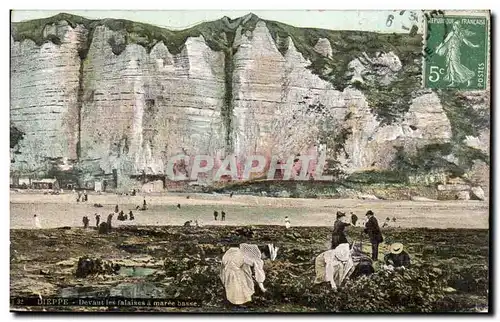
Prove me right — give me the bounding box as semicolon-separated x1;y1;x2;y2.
313;38;333;58
80;26;226;180
347;52;402;85
10;17;489;185
10;22;86;173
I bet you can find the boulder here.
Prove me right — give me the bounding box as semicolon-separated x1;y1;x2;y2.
471;186;486;201
358;193;379;200
410;196;435;201
75;257;120;277
277;190;291;198
456;191;470;200
437;184;471;191
98;222;109;234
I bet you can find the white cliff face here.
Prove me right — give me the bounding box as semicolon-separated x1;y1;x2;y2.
10;18;489;183
80;26;226;177
10;21;86;173
342;92;452;171
232;21;287;157
232;22;453;173
232;23;345;159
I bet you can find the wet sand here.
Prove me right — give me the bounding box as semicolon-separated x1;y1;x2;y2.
10;191;489;230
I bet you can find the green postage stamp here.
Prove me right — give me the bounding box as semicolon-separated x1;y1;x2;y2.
423;11;490;89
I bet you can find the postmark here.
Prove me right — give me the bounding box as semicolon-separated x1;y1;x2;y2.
423;11;490;90
386;10;422;36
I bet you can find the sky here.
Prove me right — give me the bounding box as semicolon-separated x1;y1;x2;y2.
11;10;424;33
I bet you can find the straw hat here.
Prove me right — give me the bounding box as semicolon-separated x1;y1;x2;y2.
365;210;374;216
390;243;404;255
336;211;346;219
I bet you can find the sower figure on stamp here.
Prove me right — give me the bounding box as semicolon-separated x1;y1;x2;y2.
364;210;383;261
435;20;480;87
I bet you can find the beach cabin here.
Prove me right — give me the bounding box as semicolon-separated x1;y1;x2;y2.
31;178;59;190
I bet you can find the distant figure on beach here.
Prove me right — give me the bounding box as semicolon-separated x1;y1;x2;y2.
142;198;147;210
221;211;226;221
184;220;193;227
350;212;358;226
284;216;291;229
331;212;351;249
131;189;136;196
364;210;383;261
129;211;134;221
82;216;89;229
33;214;42;229
114;205;119;213
83;190;88;202
230;192;234;198
107;214;113;231
95;214;100;227
177;203;181;209
214;211;219;221
76;192;81;202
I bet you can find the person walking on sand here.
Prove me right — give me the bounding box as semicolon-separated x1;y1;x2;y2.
284;216;291;229
364;210;383;261
95;214;100;227
82;216;89;229
107;213;113;231
33;214;42;229
221;211;226;221
331;211;352;249
220;243;278;305
214;211;218;221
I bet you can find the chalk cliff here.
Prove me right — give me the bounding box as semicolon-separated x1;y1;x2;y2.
10;13;490;190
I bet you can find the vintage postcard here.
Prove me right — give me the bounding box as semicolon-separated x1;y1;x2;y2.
10;9;490;313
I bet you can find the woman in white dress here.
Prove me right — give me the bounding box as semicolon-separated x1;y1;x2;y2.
314;243;354;292
220;243;278;305
33;214;42;229
284;216;291;229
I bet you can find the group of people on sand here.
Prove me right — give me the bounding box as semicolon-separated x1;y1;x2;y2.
220;209;411;305
75;190;88;203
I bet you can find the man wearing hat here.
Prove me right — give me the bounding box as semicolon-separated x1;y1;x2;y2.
364;210;383;260
331;211;351;249
384;243;411;269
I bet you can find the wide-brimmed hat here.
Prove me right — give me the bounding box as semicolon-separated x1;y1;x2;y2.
336;211;346;219
390;243;404;255
365;210;374;216
334;243;351;262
